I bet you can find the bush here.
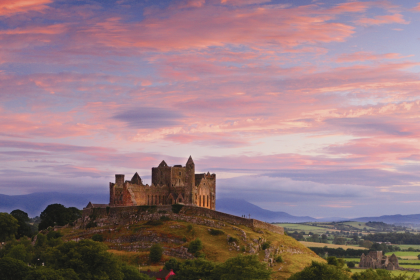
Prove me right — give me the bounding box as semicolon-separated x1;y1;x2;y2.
149;244;163;263
228;237;238;244
187;225;193;232
261;241;271;250
347;261;355;268
209;229;224;236
212;255;272;280
172;204;183;214
92;234;103;242
159;216;171;221
164;258;180;273
288;261;350;280
275;255;283;263
146;220;163;226
188;238;203;254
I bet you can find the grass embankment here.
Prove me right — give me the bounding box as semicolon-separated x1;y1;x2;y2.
61;217;324;280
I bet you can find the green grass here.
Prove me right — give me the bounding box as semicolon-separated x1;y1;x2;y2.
276;223;339;235
340;222;375;230
397;244;420;250
386;251;420;258
350;269;420;277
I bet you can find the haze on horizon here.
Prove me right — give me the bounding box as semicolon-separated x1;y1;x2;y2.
1;0;420;219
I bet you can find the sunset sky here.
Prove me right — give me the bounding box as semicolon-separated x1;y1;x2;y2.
1;0;420;218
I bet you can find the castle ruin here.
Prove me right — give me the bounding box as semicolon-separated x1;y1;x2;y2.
109;156;216;210
359;251;399;270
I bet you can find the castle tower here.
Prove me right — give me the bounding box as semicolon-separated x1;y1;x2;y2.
185;156;195;204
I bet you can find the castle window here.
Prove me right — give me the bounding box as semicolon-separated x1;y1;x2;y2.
207;195;209;207
179;172;181;175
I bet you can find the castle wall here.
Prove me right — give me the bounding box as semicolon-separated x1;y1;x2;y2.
82;205;284;235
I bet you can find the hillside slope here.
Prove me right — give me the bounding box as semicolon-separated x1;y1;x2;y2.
61;206;324;279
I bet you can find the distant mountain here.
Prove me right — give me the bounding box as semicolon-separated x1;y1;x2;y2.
216;198;316;223
352;214;420;224
0;192;108;217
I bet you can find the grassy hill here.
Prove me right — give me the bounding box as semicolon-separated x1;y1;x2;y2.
60;211;324;279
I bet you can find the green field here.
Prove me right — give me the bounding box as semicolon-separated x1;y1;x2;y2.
350;269;420;277
397;244;420;250
340;222;376;230
386;251;420;259
276;223;339;234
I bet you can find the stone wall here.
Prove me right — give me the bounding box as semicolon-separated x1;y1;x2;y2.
82;205;283;235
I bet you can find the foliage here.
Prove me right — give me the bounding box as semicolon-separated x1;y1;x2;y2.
188;238;203;254
146;220;163;226
149;243;163;263
288;261;351;280
164;258;181;273
45;239;124;280
172;204;184;214
38;204;81;230
212;254;272;280
24;267;66;280
333;237;347;245
120;263;152;280
0;257;30;280
228;237;238;244
0;213;19;242
275;255;283;263
91;234;104;242
327;256;345;268
261;241;271;250
209;229;224;236
351;268;416;280
11;209;35;239
309;247;369;258
160;216;171;221
174;258;215;280
364;232;420;245
347;261;356;268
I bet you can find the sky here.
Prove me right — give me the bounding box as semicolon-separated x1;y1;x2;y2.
1;0;420;218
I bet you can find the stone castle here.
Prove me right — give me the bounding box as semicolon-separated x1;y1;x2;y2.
359;251;399;270
109;156;216;210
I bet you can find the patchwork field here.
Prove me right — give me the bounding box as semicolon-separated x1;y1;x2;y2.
299;241;364;250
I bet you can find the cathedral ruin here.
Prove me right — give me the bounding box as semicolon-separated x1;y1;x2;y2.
359;251;399;270
109;156;216;210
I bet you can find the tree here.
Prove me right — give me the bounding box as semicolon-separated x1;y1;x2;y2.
175;258;215;280
45;239;124;280
333;237;346;245
5;244;32;263
164;258;181;273
149;243;163;263
0;213;19;242
347;261;355;268
188;238;203;254
120;263;152;280
24;267;65;280
212;254;272;280
38;204;81;230
10;209;34;239
288;261;351;280
0;257;30;280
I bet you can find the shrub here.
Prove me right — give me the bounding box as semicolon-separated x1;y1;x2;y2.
149;244;163;263
209;229;224;236
92;234;103;242
261;241;271;250
347;261;355;268
160;216;171;221
275;255;283;263
172;204;183;214
188;238;203;254
187;225;193;232
146;220;163;226
228;237;238;243
164;258;180;273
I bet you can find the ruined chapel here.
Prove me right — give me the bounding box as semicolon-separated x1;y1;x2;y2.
359;251;399;270
109;156;216;210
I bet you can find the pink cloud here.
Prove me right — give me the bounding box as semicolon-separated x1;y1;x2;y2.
336;51;407;62
356;13;409;26
412;3;420;12
0;0;51;16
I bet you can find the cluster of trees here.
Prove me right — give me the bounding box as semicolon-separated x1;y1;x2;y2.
163;254;272;280
309;247;370;258
0;204;82;243
364;232;420;245
0;231;152;280
288;258;420;280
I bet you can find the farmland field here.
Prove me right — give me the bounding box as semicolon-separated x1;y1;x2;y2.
276;223;340;234
299;241;364;250
350;269;420;277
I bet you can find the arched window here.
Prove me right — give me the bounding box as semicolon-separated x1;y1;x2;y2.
207;195;209;208
148;195;150;205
